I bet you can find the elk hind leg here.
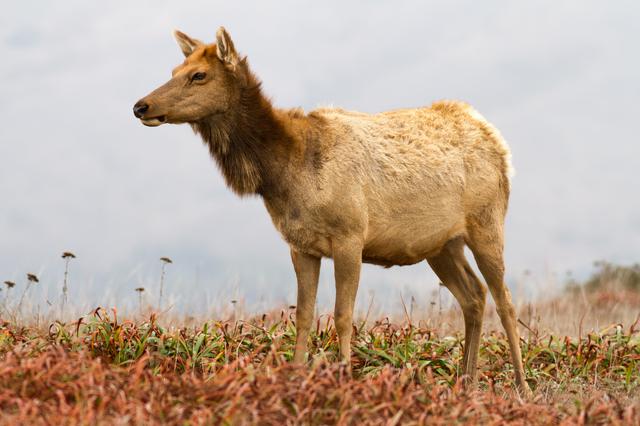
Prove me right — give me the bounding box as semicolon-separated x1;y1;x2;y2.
467;213;531;396
427;237;487;385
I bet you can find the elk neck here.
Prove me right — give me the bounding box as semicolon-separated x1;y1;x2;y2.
190;79;310;199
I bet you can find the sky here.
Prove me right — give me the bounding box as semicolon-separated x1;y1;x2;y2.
1;1;638;315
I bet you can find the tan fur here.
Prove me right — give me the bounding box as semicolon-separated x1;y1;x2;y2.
133;27;530;395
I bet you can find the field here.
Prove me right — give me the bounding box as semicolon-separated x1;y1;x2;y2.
1;284;639;425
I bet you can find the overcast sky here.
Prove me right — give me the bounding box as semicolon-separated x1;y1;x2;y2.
1;1;638;315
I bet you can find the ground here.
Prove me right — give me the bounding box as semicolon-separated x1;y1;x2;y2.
1;291;639;425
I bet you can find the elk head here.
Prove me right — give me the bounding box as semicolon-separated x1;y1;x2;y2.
133;27;244;127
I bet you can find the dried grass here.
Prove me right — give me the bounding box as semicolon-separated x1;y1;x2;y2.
1;291;639;425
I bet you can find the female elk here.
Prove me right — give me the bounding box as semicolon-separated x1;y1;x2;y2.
133;27;530;394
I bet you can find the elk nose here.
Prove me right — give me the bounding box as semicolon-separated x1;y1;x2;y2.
133;101;149;118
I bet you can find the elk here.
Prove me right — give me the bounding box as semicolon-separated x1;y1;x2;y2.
133;26;530;395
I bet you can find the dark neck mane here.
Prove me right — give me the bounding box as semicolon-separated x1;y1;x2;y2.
191;71;284;196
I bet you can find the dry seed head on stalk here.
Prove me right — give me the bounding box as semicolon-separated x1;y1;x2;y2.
62;252;76;259
135;287;145;293
26;273;39;283
3;280;15;289
160;257;173;264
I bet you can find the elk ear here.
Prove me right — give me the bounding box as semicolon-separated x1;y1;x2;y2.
174;30;203;57
216;27;239;67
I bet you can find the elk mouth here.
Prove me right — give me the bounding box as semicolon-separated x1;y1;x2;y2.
140;115;166;127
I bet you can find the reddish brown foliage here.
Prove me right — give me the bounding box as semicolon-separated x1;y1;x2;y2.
0;345;637;425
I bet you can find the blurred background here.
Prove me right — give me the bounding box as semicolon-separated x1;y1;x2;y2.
1;1;638;316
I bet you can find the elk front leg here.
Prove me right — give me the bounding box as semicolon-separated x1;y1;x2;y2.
332;237;363;364
290;248;321;363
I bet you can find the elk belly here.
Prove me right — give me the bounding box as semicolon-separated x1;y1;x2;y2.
362;215;466;267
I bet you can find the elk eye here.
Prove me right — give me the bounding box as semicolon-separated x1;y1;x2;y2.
191;72;206;81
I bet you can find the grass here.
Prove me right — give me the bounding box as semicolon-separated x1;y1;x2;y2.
1;301;639;425
1;259;639;424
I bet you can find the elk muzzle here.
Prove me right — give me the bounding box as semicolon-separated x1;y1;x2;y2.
133;101;149;118
133;99;167;127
